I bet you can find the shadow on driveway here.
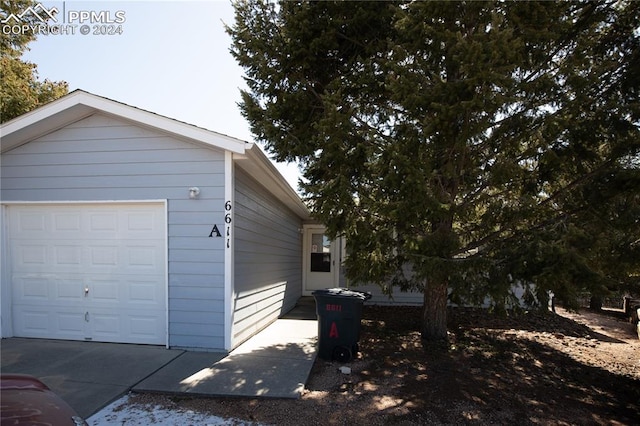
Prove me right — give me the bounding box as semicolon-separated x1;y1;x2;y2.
1;338;184;418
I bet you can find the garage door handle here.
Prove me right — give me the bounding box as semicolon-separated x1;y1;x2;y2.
85;312;89;322
84;287;89;296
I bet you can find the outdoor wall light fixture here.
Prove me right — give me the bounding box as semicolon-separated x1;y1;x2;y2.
189;187;200;199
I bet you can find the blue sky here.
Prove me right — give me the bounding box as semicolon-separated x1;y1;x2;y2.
21;0;301;190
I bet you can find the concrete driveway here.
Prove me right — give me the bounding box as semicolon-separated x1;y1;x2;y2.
0;338;184;419
1;299;318;420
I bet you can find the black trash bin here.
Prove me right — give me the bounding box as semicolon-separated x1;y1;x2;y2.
312;288;371;362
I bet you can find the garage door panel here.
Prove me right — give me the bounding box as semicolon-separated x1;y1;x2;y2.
90;312;120;339
55;279;85;301
16;210;47;233
129;279;162;304
127;245;160;269
85;277;165;306
88;211;118;233
14;244;47;267
126;211;156;231
125;209;162;233
89;308;165;344
14;275;87;304
53;211;82;232
56;311;86;336
13;308;86;338
129;315;164;342
16;310;51;334
17;276;50;300
89;279;120;302
14;305;166;344
89;245;118;267
9;203;166;345
54;244;83;265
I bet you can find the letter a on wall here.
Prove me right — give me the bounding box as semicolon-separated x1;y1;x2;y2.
329;321;339;338
209;224;222;237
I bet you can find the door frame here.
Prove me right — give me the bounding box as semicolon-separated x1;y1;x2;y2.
302;224;341;295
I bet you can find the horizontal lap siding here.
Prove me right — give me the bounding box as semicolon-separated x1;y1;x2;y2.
353;283;423;306
339;264;423;306
232;168;302;348
342;280;529;307
1;113;227;350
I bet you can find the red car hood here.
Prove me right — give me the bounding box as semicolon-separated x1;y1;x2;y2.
1;374;87;426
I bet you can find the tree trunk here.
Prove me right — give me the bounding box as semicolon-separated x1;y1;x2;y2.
422;277;449;341
589;296;603;311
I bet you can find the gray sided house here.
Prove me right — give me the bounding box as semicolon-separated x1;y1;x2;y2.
0;91;537;354
0;90;314;352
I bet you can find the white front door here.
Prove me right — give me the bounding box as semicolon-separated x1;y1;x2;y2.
7;203;167;345
303;226;340;295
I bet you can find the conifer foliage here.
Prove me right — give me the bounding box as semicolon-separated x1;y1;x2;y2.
228;1;640;340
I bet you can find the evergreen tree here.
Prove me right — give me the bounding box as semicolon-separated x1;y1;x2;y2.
1;0;68;122
228;0;640;340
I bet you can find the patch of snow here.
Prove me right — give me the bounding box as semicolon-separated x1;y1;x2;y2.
88;395;261;426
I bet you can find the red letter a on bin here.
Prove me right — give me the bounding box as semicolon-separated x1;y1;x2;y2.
329;322;339;338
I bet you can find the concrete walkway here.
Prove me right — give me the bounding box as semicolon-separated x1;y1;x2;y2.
1;298;318;418
135;316;317;398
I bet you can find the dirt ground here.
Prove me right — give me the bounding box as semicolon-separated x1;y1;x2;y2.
129;306;640;425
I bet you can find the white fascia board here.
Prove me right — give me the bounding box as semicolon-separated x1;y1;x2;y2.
1;90;88;132
1;93;95;153
88;94;248;154
1;90;249;155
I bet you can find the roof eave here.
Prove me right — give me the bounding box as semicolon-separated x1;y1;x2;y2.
236;145;311;221
1;90;248;154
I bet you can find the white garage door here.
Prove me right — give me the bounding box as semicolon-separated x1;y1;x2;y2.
7;203;166;345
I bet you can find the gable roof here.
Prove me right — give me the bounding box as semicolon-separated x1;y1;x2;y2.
0;89;249;154
0;90;310;220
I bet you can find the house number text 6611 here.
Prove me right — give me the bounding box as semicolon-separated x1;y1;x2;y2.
225;201;232;248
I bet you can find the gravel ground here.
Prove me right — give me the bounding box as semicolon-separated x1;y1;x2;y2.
88;394;260;425
90;306;640;425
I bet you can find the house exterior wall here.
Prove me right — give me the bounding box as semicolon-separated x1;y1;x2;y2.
352;284;424;306
232;167;303;348
0;113;227;350
340;269;534;308
338;267;423;305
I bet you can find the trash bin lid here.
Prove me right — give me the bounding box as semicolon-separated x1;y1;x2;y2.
312;287;372;300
